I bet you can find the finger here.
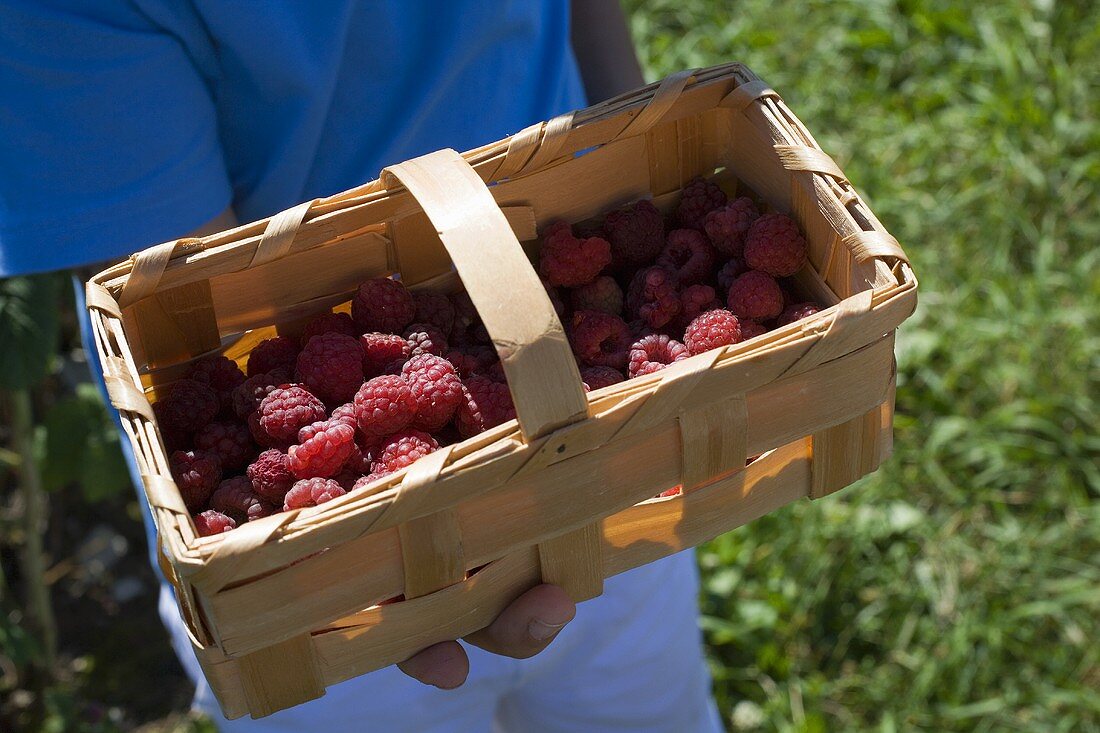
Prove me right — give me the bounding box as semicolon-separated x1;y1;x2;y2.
397;640;469;689
464;584;576;659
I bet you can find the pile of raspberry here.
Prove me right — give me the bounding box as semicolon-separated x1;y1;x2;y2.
160;175;822;535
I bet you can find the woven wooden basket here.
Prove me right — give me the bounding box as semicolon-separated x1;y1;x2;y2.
86;63;916;719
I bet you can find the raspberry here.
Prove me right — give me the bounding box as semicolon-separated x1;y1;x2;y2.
210;476;275;523
542;279;567;320
152;402;189;453
777;301;822;327
157;379;218;435
626;267;681;329
716;257;748;292
740;320;769;340
727;271;784;321
570;276;624;316
676;284;722;331
456;376;516;438
603;199;665;267
684;309;743;356
351;474;378;491
232;368;292;419
657;486;683;498
288;419;357;479
449;291;489;345
256;385;327;447
743;214;808;277
301;311;357;343
434;423;462;447
401;355;464;431
657;229;717;286
351;277;415;333
628;334;690;378
412;291;455;335
403;323;448;358
283;477;346;511
247;449;296;504
359;332;411;376
677;176;728;230
194;510;236;537
169;449;222;511
194;420;255;471
443;346;496;378
329;402;359;430
703;197;759;256
247;336;300;377
186;355;246;414
353;375;417;438
370;430;440;477
295;332;364;405
580;366;625;391
538;222;612;287
570;310;632;370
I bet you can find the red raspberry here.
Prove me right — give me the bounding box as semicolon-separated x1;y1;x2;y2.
283;477;346;511
716;257;748;292
341;440;374;476
210;476;275;523
727;271;784;321
288;419;357;479
194;510;236;537
401;355;464;431
570;310;632;370
628;334;690;378
353;375;417;438
256;385;327;447
232;368;292;419
443;346;496;378
169;449;222;511
703;197;759;256
455;376;516;438
360;332;411;376
370;430;440;477
194;420;255;471
329;402;359;430
247;336;299;377
657;486;683;498
187;356;246;414
301;311;357;343
626;267;681;329
743;214;808;277
603;199;665;267
295;332;364;405
412;291;455;335
777;301;822;326
684;309;743;356
570;276;624;316
247;449;296;504
676;284;722;331
677;176;728;230
484;360;507;383
542;279;567;320
580;366;625;391
152;402;189;453
157;379;219;435
351;474;378;491
538;222;612;287
403;323;448;358
741;320;769;340
449;291;489;345
657;229;717;286
351;277;415;333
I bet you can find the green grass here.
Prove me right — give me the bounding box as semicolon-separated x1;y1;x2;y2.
624;0;1100;730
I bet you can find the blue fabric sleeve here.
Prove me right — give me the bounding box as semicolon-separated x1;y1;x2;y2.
0;0;232;276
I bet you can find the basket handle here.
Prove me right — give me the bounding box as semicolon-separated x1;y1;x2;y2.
382;149;588;441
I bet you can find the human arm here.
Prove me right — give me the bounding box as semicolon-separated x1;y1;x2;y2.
570;0;646;103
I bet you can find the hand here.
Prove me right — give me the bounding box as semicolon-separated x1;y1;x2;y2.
396;584;576;689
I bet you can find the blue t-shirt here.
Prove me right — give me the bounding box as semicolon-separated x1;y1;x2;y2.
0;0;587;276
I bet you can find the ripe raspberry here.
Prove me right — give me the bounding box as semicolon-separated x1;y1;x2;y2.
727;271;784;321
329;402;359;430
283;477;346;511
716;257;748;292
351;474;377;491
247;336;299;377
301;311;357;343
570;276;624;316
295;332;364;405
194;420;255;471
210;476;275;523
353;375;417;438
288;419;357;479
580;366;625;391
256;385;327;447
456;376;516;438
232;368;292;419
603;199;665;267
351;277;415;334
542;278;567;320
657;486;683;498
628;334;690;378
776;301;822;327
449;291;489;345
626;267;681;329
657;229;717;286
194;510;236;537
157;379;219;435
434;423;462;447
247;449;296;504
370;430;440;477
403;323;448;358
412;291;455;335
684;309;743;356
342;440;374;475
359;332;411;376
186;356;246;414
676;284;722;331
169;449;222;511
570;310;632;370
677;176;728;230
740;320;769;340
538;222;612;287
743;214;808;277
443;346;496;378
152;402;188;452
703;197;759;256
401;355;464;431
484;360;507;383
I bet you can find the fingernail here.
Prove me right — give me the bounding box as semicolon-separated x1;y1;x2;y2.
528;618;569;641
